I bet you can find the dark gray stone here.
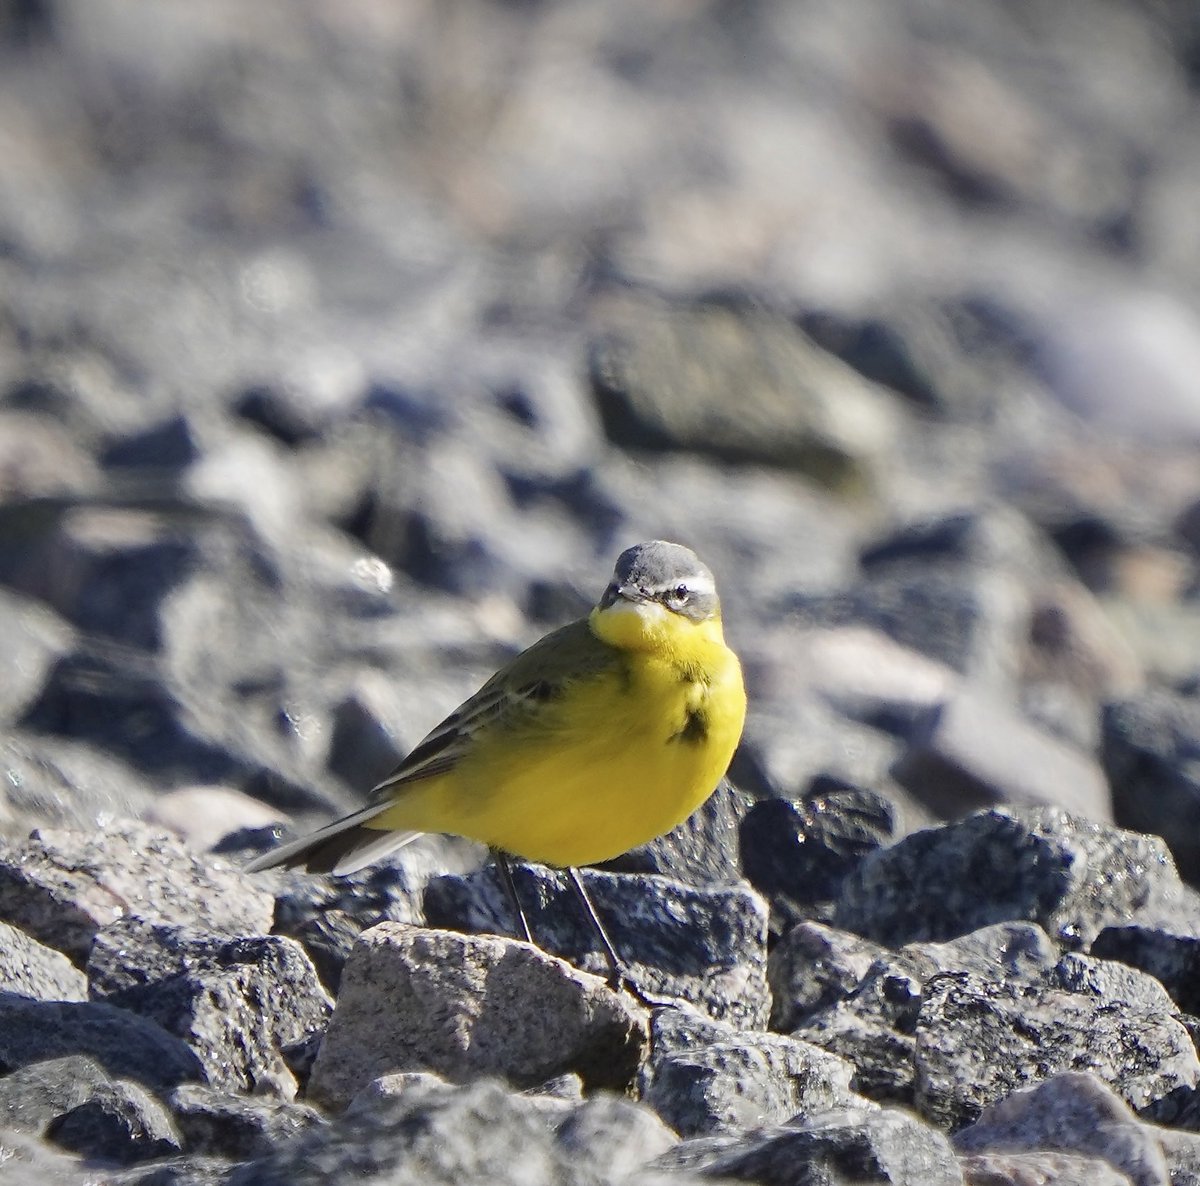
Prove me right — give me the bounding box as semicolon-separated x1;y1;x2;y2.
740;784;899;920
424;863;769;1029
914;974;1198;1130
46;1079;182;1167
1091;920;1200;1013
1103;691;1200;882
791;923;1059;1105
0;1055;111;1136
88;919;332;1097
652;1105;963;1185
307;924;648;1111
167;1083;326;1159
768;921;889;1033
835;807;1181;949
641;1019;858;1137
0;996;204;1091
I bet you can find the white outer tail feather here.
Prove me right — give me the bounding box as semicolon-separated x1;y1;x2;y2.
243;799;421;876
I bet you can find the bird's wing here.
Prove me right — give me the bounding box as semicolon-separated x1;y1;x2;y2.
368;617;619;798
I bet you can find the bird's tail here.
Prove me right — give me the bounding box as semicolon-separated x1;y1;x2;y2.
243;800;421;877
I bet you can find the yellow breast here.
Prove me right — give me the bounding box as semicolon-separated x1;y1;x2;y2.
373;604;746;866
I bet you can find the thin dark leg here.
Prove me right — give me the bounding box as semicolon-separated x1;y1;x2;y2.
494;850;533;943
567;866;624;986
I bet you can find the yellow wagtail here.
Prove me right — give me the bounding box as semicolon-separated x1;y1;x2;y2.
247;540;746;983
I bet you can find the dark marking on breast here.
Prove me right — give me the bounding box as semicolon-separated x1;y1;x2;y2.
671;707;709;745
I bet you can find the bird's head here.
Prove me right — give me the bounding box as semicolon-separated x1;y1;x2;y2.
589;540;723;651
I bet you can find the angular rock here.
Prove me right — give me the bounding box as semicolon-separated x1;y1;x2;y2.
1091;921;1200;1014
0;589;71;724
0;820;275;963
641;1011;858;1137
0;919;87;1001
230;1077;608;1186
653;1105;963;1185
589;294;898;489
1103;691;1200;882
954;1073;1168;1186
792;923;1059;1104
0;1055;111;1137
307;924;648;1111
836;807;1181;948
740;784;899;921
915;975;1199;1130
768;920;889;1033
891;690;1112;822
46;1080;182;1167
957;1151;1139;1186
167;1084;326;1160
0;996;204;1090
88;919;332;1097
424;863;769;1029
0;1125;87;1186
554;1093;678;1180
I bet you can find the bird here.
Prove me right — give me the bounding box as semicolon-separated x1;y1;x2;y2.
246;539;746;984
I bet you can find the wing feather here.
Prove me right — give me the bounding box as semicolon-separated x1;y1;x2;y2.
369;617;620;797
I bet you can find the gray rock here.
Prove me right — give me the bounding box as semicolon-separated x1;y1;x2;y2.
953;1072;1168;1186
1053;952;1177;1013
46;1079;182;1167
88;919;332;1097
792;566;1030;692
0;1125;87;1186
554;1093;678;1179
0;733;158;838
914;974;1199;1130
0;1055;111;1137
0;588;72;724
642;1019;859;1137
307;924;648;1111
768;921;889;1033
167;1083;326;1159
0;820;275;963
230;1077;600;1185
6;508;198;650
1091;921;1200;1014
589;294;899;490
94;1154;234;1186
891;690;1112;822
957;1151;1137;1186
0;996;204;1091
1155;1129;1200;1186
652;1105;963;1185
0;919;87;1001
1103;691;1200;882
740;784;899;926
424;863;770;1030
836;807;1181;949
791;923;1059;1105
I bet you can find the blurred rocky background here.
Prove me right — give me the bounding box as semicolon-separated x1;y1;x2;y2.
3;1;1200;1182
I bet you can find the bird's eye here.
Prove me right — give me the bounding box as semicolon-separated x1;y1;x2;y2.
668;583;689;605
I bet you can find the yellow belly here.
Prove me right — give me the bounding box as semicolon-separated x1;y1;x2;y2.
370;643;745;866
